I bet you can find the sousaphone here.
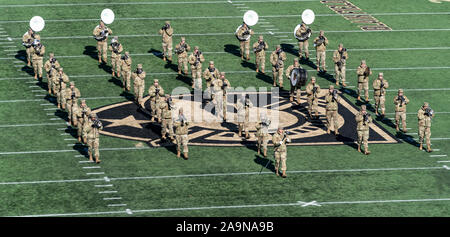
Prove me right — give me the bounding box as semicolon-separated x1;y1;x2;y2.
235;10;259;41
294;9;315;41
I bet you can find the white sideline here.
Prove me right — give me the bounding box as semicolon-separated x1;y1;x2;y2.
1;12;449;23
4;29;450;41
0;166;443;185
0;0;317;8
11;197;450;217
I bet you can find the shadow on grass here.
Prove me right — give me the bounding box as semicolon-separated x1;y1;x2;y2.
224;44;241;58
254;154;276;173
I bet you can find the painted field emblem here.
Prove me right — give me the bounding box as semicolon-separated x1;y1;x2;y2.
92;91;399;147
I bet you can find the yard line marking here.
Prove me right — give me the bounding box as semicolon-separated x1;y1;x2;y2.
29;85;39;87
40;103;53;106
275;35;288;38
35;94;46;97
4;49;17;52
79;161;92;163
6;29;450;41
99;191;118;194
12;197;450;217
75;155;85;157
107;204;127;207
0;167;443;185
46;113;56;115
86;172;105;175
67;144;76;146
0;122;65;128
1;12;449;23
0;0;316;8
64;138;77;141
2;45;16;48
103;197;122;200
49;118;61;120
60;133;71;136
430;155;448;157
437;161;450;163
83;166;101;169
95;184;113;187
385;111;450;115
44;108;58;111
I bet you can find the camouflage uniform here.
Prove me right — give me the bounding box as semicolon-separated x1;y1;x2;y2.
252;35;268;73
333;44;349;86
174;109;189;159
55;70;70;109
65;82;81;126
235;23;253;60
295;23;310;59
325;85;340;135
30;36;45;80
211;78;224;120
92;22;112;63
305;77;321;119
77;101;91;143
272;129;291;178
285;58;304;103
255;115;270;157
313;31;328;72
85;113;103;163
203;62;220;98
393;89;410;132
355;105;372;155
132;64;146;107
372;73;389;116
188;47;205;89
220;72;231;120
269;46;287;87
175;37;191;74
108;37;123;77
158;21;173;61
120;52;132;91
356;60;372;101
43;55;61;95
22;29;34;66
159;96;174;140
236;96;253;138
417;102;434;152
148;79;165;122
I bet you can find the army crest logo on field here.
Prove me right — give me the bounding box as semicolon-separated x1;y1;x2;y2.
92;90;399;147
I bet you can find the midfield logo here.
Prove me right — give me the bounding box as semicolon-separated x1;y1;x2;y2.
92;90;399;147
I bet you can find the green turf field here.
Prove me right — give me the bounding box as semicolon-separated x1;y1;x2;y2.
0;0;449;217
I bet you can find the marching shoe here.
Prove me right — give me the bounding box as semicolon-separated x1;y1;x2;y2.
112;71;115;77
261;69;265;74
89;154;93;162
327;128;331;134
177;150;181;158
184;153;188;159
342;83;347;87
282;171;287;178
335;130;339;136
323;69;327;73
357;144;361;153
257;149;260;155
335;81;339;86
365;150;371;155
256;68;259;73
95;156;101;164
263;149;267;158
357;96;361;101
163;56;166;62
396;124;399;132
275;168;279;176
289;96;293;102
427;145;432;153
419;143;423;150
178;70;181;75
316;67;320;72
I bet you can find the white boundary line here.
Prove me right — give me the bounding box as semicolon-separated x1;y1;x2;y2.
4;29;450;41
11;197;450;217
1;12;447;23
0;0;317;8
0;166;443;185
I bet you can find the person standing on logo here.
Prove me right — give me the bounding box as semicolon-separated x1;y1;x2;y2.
174;108;189;159
355;105;372;155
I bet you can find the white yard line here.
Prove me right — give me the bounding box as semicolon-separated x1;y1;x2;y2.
430;155;448;157
107;204;127;207
0;166;443;185
0;123;66;128
4;29;450;41
12;197;450;217
103;197;122;200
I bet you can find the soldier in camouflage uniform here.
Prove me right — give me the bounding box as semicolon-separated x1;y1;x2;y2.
211;76;224;120
255;112;270;157
219;72;231;121
58;82;69;111
393;89;410;133
159;95;175;141
373;72;389;117
235;22;254;60
269;45;287;88
333;43;349;87
65;81;81;126
120;51;132;91
325;85;340;135
132;64;146;107
236;94;253;139
417;102;435;152
203;61;220;99
85;113;103;163
44;53;61;95
92;20;112;64
188;46;205;89
30;35;45;80
148;79;165;122
77;100;91;143
305;77;321;120
22;28;35;66
355;105;372;155
108;36;123;78
174;108;189;159
313;30;328;72
252;35;268;74
356;60;372;102
285;58;304;103
54;68;70;103
158;21;173;62
272;127;291;178
71;99;80;127
175;37;191;75
295;23;310;59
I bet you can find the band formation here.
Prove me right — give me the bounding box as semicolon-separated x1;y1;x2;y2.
22;17;436;178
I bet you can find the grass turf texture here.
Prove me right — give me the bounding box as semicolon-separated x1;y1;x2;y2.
0;0;449;217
